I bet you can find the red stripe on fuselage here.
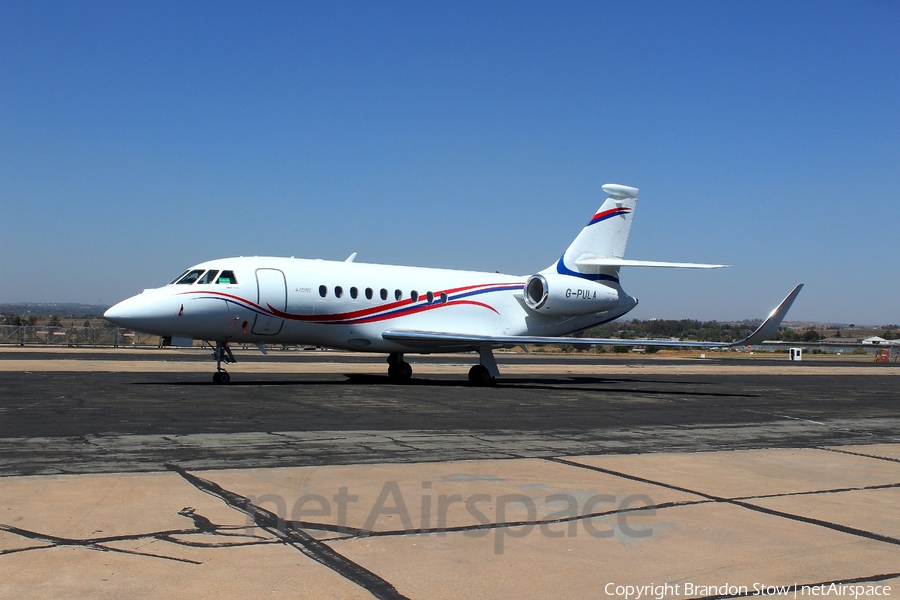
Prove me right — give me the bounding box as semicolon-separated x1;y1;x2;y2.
177;282;514;324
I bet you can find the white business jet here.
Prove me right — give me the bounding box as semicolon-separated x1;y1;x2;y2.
105;183;803;385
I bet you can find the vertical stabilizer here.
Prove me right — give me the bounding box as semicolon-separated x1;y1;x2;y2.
546;183;638;282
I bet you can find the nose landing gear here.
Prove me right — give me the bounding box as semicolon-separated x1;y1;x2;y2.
212;341;236;384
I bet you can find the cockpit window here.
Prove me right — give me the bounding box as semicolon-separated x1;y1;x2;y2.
176;269;205;285
216;270;237;284
169;270;190;285
197;270;219;285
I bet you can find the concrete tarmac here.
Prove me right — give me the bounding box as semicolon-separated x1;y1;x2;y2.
0;348;898;599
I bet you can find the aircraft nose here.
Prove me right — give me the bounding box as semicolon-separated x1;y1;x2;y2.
103;301;128;323
104;292;178;335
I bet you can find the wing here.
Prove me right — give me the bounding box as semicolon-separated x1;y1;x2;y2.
383;284;804;350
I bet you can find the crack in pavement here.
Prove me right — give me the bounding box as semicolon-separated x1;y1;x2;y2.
165;463;410;600
0;517;269;565
546;457;900;547
819;447;900;464
732;481;900;501
295;498;713;542
284;478;900;543
0;488;278;565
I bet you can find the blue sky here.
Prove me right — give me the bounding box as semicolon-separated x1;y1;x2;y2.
1;1;898;323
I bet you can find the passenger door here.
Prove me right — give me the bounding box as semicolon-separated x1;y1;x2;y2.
253;269;287;335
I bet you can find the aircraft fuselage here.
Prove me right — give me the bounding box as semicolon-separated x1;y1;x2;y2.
105;256;638;353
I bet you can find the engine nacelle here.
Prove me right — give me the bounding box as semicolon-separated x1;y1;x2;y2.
523;273;620;316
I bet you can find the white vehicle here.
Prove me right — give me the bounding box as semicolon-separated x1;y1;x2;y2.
105;183;803;384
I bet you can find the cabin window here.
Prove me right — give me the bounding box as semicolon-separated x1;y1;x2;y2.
381;288;388;301
197;270;219;285
410;291;419;302
217;271;237;284
426;291;434;303
350;287;358;299
365;288;373;300
319;285;328;298
335;286;344;298
394;289;402;301
176;270;205;285
440;292;448;303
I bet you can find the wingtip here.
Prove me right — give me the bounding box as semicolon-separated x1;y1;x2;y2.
733;283;804;347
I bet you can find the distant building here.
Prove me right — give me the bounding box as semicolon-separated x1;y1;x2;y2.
862;336;900;346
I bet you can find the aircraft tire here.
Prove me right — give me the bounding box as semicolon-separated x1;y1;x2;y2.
468;365;496;387
388;362;412;382
398;361;412;380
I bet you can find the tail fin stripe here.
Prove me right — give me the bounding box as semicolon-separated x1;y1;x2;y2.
588;207;632;226
556;256;620;283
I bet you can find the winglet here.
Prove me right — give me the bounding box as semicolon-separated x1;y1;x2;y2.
345;252;357;263
732;284;804;347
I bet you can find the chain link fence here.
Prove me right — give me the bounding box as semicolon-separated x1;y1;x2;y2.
0;326;163;347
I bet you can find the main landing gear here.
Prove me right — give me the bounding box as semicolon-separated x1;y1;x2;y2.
469;344;499;386
468;364;495;386
387;346;500;386
212;341;236;384
387;352;413;382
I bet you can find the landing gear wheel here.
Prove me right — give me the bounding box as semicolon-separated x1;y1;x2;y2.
388;361;412;382
398;361;412;381
387;352;412;383
468;365;496;386
211;341;236;384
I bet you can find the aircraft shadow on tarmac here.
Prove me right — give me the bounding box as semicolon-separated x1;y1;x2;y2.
135;375;758;398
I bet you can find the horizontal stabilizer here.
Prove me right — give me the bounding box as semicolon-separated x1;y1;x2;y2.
575;257;729;269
